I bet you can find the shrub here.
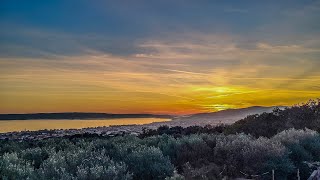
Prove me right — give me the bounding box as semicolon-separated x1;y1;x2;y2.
214;133;293;178
124;146;174;180
0;152;35;179
272;128;318;145
21;147;49;169
272;129;320;179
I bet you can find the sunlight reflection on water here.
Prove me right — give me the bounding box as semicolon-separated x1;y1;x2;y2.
0;118;170;133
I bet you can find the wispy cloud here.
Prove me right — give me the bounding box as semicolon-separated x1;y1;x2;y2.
1;31;320;114
1;0;320;114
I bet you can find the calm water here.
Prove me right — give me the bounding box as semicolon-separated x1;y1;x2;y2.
0;118;170;133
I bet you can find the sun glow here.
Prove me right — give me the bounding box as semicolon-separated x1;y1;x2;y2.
1;33;320;115
202;104;236;111
194;87;234;93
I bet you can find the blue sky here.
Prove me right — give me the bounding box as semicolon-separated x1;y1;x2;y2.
0;0;320;114
1;0;319;57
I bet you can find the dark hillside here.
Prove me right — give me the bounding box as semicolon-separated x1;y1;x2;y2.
226;99;320;137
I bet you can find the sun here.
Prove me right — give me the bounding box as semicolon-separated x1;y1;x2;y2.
193;86;234;93
202;104;235;112
214;87;232;93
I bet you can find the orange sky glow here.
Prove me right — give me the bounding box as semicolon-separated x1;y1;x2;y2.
1;1;320;115
1;35;320;115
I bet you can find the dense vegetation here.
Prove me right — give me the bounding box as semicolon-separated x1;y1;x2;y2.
1;129;320;179
1;100;319;180
226;99;320;137
141;99;320;138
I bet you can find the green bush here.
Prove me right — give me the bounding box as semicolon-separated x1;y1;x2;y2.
0;127;320;179
125;146;174;180
214;133;294;178
0;152;35;180
272;129;320;179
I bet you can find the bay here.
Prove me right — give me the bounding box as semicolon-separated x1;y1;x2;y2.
0;118;170;133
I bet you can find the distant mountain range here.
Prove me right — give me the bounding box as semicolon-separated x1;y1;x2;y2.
159;106;286;127
0;112;173;120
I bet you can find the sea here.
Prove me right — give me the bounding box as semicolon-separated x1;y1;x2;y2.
0;118;170;133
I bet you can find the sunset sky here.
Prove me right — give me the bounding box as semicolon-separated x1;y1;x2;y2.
1;0;320;114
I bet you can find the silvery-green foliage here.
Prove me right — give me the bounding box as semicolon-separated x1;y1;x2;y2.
76;151;132;180
124;145;174;180
0;127;319;180
272;128;318;145
174;135;212;167
21;147;49;169
272;128;320;179
37;146;132;180
0;152;34;180
37;151;74;179
165;170;185;180
214;133;292;177
142;134;178;159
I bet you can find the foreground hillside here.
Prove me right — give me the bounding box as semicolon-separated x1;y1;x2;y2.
1;129;319;180
226;100;320;137
1;100;319;180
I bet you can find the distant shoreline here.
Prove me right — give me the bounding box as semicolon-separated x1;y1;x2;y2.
0;118;171;134
0;112;173;120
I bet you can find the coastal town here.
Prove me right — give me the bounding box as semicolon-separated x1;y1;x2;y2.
0;107;272;141
0;124;150;141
